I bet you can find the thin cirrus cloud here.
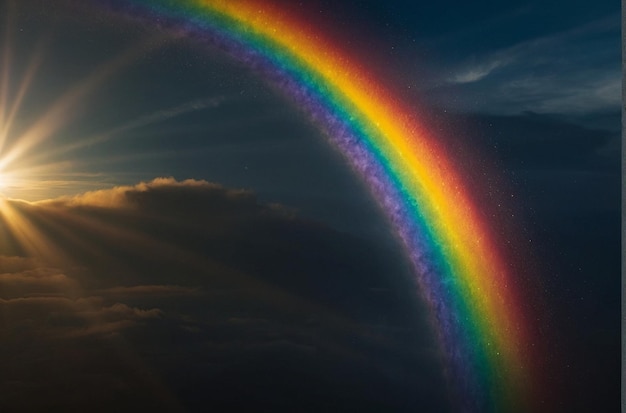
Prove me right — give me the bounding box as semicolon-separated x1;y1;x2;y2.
447;57;513;84
437;15;620;115
39;96;229;161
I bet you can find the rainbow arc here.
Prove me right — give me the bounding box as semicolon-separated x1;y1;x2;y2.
98;1;537;410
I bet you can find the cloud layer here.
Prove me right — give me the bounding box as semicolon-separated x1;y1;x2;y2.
0;178;449;412
432;16;621;115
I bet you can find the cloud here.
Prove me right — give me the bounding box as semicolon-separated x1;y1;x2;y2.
429;110;620;214
83;302;163;321
47;96;228;159
36;177;221;208
436;15;621;114
0;269;73;296
97;284;202;297
448;57;512;84
0;294;163;339
449;111;619;168
0;177;448;411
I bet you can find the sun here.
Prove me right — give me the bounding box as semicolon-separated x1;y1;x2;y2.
0;162;23;199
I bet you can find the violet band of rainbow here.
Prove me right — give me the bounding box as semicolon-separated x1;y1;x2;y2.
95;1;535;411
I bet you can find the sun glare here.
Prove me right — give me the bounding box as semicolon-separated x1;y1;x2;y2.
0;18;150;201
0;169;10;196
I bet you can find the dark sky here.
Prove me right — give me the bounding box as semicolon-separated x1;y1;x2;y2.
0;0;621;412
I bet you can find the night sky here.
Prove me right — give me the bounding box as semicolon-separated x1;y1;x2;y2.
0;1;620;412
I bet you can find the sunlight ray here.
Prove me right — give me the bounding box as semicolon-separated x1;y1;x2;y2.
0;0;16;129
0;48;45;153
0;36;165;173
0;199;67;262
21;197;385;343
23;96;227;166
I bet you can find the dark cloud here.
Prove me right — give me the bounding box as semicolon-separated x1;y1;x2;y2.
449;111;619;169
0;178;450;412
96;284;201;297
0;261;74;299
428;110;620;216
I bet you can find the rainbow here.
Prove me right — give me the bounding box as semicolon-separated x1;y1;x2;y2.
96;1;536;411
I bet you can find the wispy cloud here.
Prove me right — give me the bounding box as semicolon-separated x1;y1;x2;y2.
448;57;513;84
52;96;228;156
435;15;621;114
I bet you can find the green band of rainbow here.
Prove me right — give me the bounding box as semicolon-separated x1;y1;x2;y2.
96;1;537;410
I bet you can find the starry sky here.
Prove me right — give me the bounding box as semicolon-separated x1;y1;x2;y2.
0;0;621;412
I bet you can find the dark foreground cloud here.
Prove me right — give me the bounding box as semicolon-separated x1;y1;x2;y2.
0;178;450;412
